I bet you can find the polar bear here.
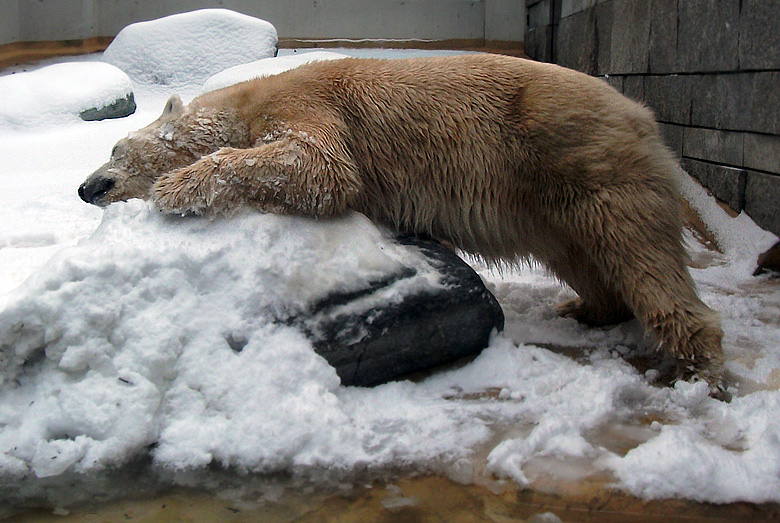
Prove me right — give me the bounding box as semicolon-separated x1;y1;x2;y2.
79;54;724;391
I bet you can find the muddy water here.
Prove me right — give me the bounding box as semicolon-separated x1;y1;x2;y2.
13;474;780;522
7;419;780;523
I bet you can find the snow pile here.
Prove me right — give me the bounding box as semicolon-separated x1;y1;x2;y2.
0;204;469;476
103;9;278;87
0;62;132;129
202;51;348;93
607;389;780;503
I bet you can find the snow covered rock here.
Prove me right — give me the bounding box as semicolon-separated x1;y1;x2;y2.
103;9;278;87
0;202;501;476
0;62;135;129
202;51;348;93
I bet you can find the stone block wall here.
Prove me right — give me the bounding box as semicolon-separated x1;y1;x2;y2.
525;0;780;236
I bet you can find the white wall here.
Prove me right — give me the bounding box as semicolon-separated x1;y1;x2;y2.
0;2;20;45
1;0;525;46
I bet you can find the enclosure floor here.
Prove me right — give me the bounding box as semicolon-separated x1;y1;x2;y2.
13;475;780;522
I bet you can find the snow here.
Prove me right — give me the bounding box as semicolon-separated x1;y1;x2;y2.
202;51;348;93
1;15;780;509
0;205;465;478
0;62;132;130
103;9;278;87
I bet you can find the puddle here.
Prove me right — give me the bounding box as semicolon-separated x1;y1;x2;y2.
10;474;780;522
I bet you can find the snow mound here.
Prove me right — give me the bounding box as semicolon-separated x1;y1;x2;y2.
0;62;133;130
0;202;488;477
103;9;278;87
202;51;348;93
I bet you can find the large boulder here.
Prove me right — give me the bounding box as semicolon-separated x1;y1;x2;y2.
291;236;504;386
103;9;278;87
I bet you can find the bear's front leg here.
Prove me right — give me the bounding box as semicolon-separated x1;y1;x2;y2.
153;148;240;215
153;137;360;217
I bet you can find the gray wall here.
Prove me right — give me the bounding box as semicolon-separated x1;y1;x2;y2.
526;0;780;236
0;0;525;46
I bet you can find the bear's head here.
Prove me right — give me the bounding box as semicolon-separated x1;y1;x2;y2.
79;94;244;206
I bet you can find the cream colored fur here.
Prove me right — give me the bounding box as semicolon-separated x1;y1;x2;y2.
81;54;724;389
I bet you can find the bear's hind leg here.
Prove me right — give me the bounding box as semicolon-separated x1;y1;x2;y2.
540;242;633;326
575;189;725;390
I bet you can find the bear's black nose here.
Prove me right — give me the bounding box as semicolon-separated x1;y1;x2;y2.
79;177;115;205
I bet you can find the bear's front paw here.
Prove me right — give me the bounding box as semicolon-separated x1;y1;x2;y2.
153;170;207;215
153;160;239;216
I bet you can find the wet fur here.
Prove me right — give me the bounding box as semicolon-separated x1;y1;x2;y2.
82;54;724;386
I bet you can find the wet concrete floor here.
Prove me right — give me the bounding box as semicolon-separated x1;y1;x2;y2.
12;474;780;522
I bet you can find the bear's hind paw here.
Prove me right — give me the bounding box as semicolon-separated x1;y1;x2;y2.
557;297;633;327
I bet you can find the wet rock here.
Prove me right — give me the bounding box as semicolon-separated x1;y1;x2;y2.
290;236;505;386
754;241;780;276
79;92;136;121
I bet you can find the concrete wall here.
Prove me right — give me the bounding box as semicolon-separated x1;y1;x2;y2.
0;0;525;46
526;0;780;237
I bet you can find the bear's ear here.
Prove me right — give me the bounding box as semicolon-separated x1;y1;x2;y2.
162;95;184;118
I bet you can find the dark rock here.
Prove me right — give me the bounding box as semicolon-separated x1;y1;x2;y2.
690;73;752;132
690;72;780;135
750;73;780;136
79;92;136;121
528;0;552;28
557;9;598;75
602;74;623;94
594;2;614;76
524;25;554;63
754;241;780;277
622;75;645;103
288;237;504;387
